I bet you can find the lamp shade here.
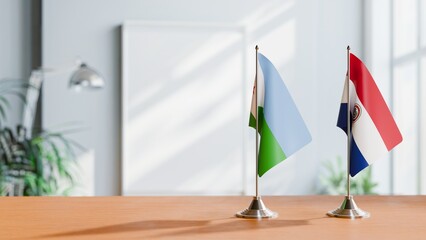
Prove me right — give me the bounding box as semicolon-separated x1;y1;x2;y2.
69;63;104;90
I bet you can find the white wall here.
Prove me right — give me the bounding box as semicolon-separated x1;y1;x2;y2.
42;0;363;195
315;1;364;190
0;0;32;127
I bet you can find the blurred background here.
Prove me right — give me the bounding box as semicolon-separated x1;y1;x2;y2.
0;0;424;196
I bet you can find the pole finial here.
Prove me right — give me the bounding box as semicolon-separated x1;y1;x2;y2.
347;45;351;51
255;45;259;50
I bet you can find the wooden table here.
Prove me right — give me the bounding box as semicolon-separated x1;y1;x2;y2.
1;196;425;239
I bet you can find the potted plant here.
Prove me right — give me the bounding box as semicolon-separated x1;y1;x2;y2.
0;79;81;196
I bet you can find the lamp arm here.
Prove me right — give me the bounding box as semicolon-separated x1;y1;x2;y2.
22;71;43;137
22;60;104;136
36;61;80;76
22;61;80;137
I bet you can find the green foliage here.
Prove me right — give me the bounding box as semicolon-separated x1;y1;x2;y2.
0;79;81;196
0;125;82;196
319;156;378;195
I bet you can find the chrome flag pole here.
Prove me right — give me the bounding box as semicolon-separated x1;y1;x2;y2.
236;45;277;219
327;46;369;219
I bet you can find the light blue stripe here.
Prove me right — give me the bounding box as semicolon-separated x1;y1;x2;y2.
258;53;311;156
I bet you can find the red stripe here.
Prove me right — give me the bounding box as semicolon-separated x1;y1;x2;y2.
350;53;402;150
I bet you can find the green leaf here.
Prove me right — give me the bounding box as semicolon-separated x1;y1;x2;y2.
0;96;11;109
0;121;81;196
0;106;6;123
24;174;37;193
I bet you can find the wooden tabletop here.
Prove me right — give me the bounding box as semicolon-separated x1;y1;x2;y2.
1;196;425;239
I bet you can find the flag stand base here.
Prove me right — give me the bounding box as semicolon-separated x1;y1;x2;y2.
327;195;370;219
236;196;278;219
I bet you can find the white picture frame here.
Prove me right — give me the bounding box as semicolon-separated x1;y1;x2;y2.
121;21;248;195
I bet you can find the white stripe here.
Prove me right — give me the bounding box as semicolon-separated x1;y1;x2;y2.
250;59;265;117
349;80;356;112
352;94;389;164
340;75;349;103
340;76;357;108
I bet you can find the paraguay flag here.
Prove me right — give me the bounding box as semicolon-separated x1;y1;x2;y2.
249;53;311;177
337;53;403;177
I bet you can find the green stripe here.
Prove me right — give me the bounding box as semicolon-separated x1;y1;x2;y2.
249;107;287;176
249;113;257;129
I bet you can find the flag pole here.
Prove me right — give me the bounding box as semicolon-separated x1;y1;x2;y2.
326;46;369;219
236;45;277;219
346;45;351;198
255;45;259;198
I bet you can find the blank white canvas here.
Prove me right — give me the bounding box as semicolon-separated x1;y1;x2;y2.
121;22;247;195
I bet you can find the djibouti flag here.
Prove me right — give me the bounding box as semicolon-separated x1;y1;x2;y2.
249;53;311;177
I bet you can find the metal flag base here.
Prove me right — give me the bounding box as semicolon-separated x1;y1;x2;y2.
327;195;370;219
236;196;278;219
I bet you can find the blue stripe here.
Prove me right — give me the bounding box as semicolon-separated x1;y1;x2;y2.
258;53;311;156
337;103;348;133
338;103;369;176
350;137;370;177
